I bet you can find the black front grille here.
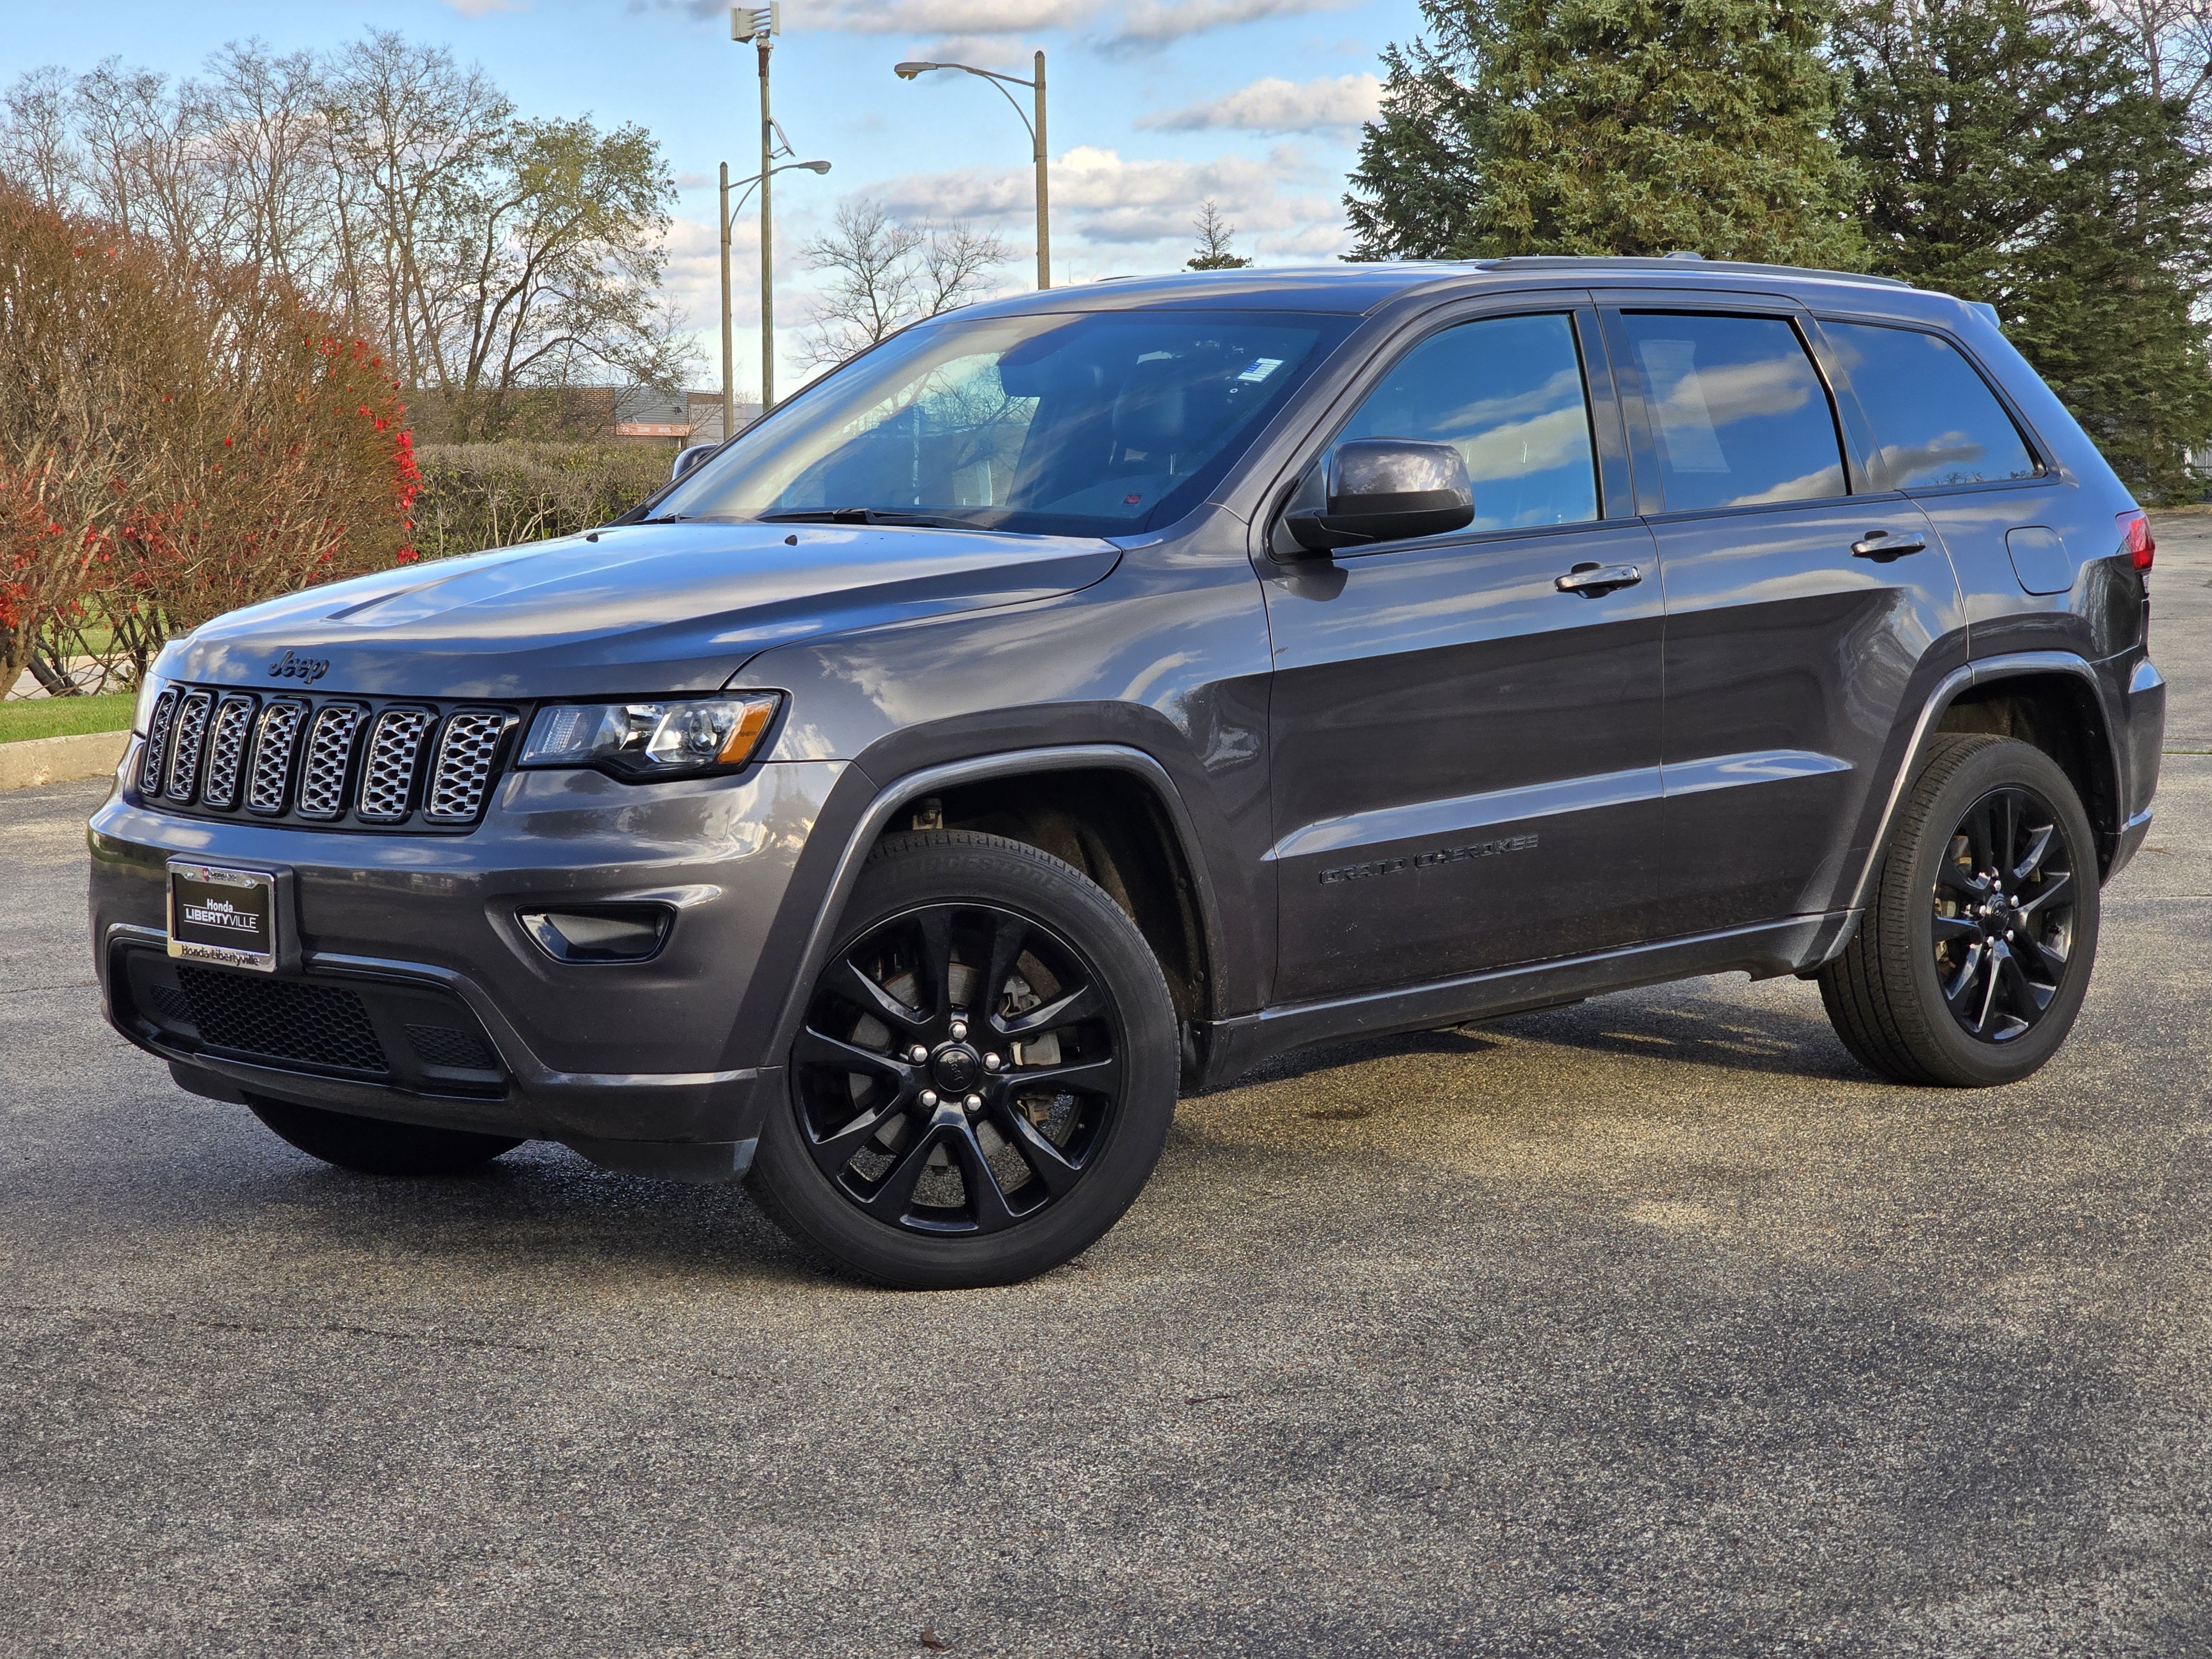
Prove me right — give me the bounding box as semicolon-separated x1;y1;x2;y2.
122;949;508;1097
145;982;192;1024
404;1023;496;1070
139;686;519;834
178;967;389;1073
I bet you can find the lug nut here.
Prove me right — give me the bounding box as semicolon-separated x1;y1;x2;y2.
908;1045;928;1063
964;1094;983;1112
920;1089;939;1108
984;1053;1003;1071
950;1020;968;1041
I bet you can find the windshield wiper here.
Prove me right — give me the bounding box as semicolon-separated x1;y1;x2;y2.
757;507;987;531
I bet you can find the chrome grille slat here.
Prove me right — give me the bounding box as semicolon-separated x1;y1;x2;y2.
200;695;257;809
148;686;513;831
139;690;179;796
357;708;431;822
426;711;509;824
247;700;306;815
295;704;366;820
163;691;214;801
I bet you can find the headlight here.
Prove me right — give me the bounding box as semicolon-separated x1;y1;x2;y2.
517;693;782;780
133;672;172;737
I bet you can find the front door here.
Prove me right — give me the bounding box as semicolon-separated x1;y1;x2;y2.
1599;306;1968;937
1264;307;1665;1003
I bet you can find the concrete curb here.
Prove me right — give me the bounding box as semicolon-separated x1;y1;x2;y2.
0;728;129;791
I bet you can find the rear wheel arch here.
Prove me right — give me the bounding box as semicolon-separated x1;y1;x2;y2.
1936;665;2121;875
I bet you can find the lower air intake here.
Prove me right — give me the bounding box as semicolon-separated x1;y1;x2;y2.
177;967;390;1074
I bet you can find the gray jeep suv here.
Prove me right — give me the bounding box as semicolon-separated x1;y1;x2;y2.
88;259;2165;1286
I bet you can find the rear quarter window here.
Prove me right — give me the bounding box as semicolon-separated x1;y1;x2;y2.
1822;321;2038;489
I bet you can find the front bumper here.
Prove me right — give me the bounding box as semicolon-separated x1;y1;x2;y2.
90;748;851;1177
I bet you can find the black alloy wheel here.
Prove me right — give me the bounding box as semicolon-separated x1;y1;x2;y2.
749;831;1178;1287
792;900;1123;1234
1930;785;2078;1043
1819;733;2100;1088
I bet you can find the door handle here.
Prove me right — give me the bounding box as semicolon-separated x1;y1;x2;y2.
1851;530;1928;561
1554;561;1642;597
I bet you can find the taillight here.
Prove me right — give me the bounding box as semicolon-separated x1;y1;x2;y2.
2120;510;2154;571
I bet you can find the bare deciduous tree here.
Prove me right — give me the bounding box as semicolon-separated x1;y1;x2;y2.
798;200;1011;369
0;30;695;439
0;67;74;213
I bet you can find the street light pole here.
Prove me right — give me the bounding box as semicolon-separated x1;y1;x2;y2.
758;29;775;410
1031;52;1048;291
719;160;734;441
894;54;1051;291
718;156;832;442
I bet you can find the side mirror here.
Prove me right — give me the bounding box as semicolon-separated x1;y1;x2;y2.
671;442;718;483
1283;439;1474;555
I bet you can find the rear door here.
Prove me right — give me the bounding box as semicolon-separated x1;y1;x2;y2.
1814;317;2088;654
1598;300;1968;936
1262;303;1666;1001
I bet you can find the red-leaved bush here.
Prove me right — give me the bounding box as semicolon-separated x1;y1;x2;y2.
0;184;419;696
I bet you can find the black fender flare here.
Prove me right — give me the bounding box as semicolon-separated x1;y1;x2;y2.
755;742;1229;1082
1842;649;2125;917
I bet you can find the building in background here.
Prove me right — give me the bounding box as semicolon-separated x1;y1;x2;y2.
612;388;763;446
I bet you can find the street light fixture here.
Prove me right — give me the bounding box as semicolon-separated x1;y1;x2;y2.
894;54;1050;290
719;155;830;442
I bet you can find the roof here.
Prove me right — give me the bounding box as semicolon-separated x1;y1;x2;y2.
962;257;1923;321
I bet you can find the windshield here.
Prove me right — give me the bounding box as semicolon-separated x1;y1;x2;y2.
651;308;1352;538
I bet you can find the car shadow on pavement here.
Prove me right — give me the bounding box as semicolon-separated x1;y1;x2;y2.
1223;987;1867;1094
1486;988;1870;1083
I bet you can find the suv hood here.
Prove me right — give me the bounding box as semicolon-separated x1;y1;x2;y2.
166;521;1121;698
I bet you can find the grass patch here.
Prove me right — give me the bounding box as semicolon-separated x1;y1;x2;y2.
0;693;137;744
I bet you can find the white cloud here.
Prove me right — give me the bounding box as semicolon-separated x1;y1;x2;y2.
1110;0;1354;46
769;0;1352;46
866;143;1348;257
795;1;1095;33
444;0;525;14
1140;72;1380;134
910;38;1046;69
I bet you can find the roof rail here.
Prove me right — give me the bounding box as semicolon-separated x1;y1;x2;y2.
1473;254;1914;289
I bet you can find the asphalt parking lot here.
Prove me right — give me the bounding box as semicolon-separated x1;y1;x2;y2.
7;522;2212;1658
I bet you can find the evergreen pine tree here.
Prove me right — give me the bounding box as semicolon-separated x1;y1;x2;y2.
1835;0;2212;500
1345;0;1861;265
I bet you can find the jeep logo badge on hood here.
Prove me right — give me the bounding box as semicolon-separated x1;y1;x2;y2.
267;650;330;683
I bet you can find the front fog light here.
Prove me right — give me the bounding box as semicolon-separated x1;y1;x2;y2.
520;905;674;963
518;693;781;780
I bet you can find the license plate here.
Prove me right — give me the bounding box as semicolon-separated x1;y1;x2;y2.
168;863;279;972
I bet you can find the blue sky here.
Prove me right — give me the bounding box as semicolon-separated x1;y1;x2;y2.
6;0;1423;392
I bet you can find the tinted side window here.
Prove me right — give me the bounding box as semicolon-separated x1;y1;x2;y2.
1823;322;2037;488
1619;313;1845;512
1337;313;1599;531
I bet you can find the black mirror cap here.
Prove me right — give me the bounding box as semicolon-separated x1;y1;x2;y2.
1285;438;1474;554
671;442;718;483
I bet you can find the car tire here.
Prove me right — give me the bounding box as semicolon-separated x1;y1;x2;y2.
749;830;1179;1289
1818;733;2100;1087
247;1097;524;1176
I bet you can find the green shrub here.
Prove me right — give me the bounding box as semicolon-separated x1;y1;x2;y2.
411;442;675;559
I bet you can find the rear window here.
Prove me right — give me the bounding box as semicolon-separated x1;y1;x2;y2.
1823;321;2037;489
1619;313;1846;512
